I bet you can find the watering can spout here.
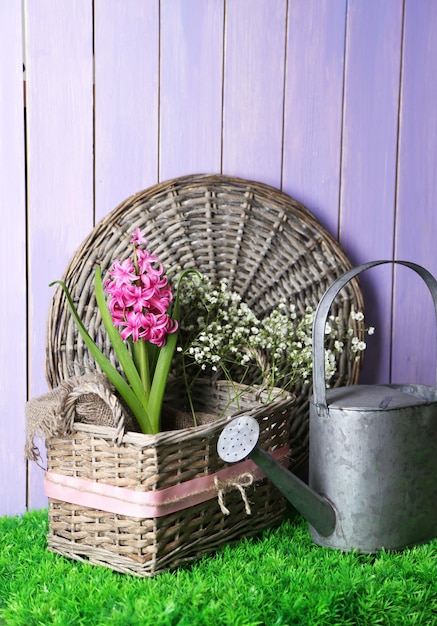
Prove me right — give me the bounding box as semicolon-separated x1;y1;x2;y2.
249;445;336;537
217;416;337;538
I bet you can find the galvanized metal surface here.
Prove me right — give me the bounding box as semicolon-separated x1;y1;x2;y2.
217;415;260;463
217;261;437;552
249;446;337;538
309;396;437;551
217;416;337;538
310;261;437;552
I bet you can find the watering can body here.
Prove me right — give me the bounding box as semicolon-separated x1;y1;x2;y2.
310;383;437;552
309;261;437;552
217;261;437;553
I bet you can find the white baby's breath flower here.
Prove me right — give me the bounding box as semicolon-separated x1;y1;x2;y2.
351;310;365;322
175;272;373;395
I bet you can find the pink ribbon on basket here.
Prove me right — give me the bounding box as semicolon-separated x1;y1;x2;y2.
44;446;289;518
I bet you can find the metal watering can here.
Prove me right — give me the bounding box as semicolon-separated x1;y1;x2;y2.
217;260;437;552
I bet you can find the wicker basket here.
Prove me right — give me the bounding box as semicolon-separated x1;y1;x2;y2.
45;380;292;576
45;174;364;470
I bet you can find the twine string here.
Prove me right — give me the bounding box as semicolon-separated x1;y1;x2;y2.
214;473;254;516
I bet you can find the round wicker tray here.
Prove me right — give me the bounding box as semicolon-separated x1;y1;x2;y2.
46;174;364;469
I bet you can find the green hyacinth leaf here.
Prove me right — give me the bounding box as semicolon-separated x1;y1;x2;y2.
148;269;200;432
50;277;153;434
94;267;153;433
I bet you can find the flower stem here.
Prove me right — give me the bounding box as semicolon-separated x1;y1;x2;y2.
132;339;151;396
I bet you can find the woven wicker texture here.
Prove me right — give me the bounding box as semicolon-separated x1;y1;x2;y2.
46;174;364;468
47;381;292;576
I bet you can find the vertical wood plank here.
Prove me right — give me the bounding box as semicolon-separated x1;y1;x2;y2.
94;0;160;221
393;0;437;385
339;0;403;383
282;0;347;235
25;0;94;509
0;1;27;516
222;0;286;188
4;1;437;517
159;0;224;182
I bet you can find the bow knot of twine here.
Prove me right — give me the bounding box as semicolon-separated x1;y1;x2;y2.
214;473;254;516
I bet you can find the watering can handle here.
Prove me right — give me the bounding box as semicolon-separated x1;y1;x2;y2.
312;260;437;415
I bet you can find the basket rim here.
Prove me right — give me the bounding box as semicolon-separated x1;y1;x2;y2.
51;380;294;446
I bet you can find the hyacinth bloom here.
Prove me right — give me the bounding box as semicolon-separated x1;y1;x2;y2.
101;228;178;428
51;227;188;434
105;236;177;347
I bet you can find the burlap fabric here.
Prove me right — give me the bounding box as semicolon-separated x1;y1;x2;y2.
25;373;218;465
24;373;138;464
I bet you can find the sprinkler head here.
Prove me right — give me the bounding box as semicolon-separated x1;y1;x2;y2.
217;415;260;463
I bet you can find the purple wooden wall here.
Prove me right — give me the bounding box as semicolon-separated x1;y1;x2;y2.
2;0;437;516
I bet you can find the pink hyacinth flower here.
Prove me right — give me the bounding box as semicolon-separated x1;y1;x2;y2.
139;313;178;347
108;258;137;287
136;247;159;272
105;228;177;347
130;227;147;245
119;310;145;342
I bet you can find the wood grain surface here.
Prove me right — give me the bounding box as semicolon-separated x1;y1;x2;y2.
2;0;436;514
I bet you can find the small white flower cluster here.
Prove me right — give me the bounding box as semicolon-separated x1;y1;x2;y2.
176;274;371;394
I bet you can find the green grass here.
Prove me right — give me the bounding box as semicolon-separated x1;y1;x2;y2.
0;509;436;625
